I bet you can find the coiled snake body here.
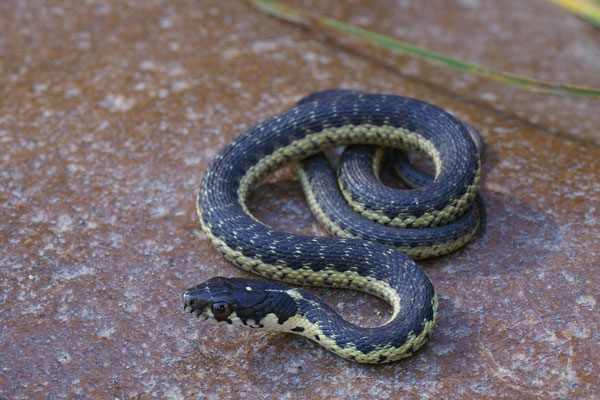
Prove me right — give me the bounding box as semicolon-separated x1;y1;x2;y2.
182;90;482;363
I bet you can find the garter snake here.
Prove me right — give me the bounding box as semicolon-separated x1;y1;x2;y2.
182;89;483;363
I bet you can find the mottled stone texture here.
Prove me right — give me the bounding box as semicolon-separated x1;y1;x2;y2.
1;0;598;398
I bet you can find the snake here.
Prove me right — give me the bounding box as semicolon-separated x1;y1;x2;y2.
181;89;483;363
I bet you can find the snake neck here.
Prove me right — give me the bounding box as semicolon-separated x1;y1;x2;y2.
274;275;438;364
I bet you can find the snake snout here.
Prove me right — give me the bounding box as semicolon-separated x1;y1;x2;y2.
181;291;190;310
181;290;204;313
181;290;197;310
181;292;212;320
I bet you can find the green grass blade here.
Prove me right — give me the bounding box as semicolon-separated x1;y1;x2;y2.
251;0;600;98
545;0;600;27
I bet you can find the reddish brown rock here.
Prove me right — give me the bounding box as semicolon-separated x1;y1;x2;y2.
1;1;598;399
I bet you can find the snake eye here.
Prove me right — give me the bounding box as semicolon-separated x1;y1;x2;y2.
211;302;232;319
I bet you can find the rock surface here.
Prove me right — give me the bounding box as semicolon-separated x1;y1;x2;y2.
1;1;598;399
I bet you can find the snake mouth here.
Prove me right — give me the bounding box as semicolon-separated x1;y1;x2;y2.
181;291;212;320
184;306;211;320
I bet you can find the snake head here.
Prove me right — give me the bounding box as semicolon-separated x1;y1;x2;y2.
181;277;240;322
181;277;297;328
